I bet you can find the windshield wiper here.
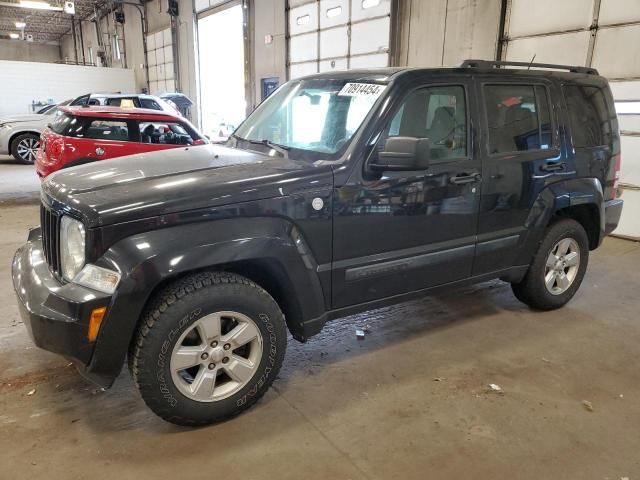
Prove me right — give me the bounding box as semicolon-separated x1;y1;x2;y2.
232;134;290;158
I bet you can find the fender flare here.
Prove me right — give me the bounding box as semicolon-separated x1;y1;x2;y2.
515;177;604;265
85;217;326;384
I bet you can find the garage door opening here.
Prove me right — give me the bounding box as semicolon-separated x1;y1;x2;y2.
197;3;246;141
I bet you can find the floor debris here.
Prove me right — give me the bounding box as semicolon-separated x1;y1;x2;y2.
488;383;503;393
26;388;36;396
582;400;594;412
356;329;365;339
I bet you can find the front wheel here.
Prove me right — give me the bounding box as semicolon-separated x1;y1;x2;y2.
130;272;287;426
511;218;589;310
11;133;40;164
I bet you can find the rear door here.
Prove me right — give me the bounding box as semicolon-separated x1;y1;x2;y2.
473;77;565;275
331;76;482;308
66;117;139;162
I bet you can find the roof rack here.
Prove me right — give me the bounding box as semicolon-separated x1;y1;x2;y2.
461;59;598;75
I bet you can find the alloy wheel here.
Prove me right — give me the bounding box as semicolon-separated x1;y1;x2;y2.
16;137;39;163
170;311;263;402
544;237;580;295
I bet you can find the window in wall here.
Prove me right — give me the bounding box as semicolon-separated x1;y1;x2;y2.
386;85;467;160
484;84;553;154
563;85;612;147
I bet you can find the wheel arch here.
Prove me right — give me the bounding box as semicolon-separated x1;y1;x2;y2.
9;130;41;149
517;177;605;265
85;218;328;386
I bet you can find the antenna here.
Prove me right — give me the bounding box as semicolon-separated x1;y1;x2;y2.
527;54;537;70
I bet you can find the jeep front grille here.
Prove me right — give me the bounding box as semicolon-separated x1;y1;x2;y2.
40;204;61;275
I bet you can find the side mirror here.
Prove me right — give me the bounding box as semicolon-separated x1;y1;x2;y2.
369;136;431;172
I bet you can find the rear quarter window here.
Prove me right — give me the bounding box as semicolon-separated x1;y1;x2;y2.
563;85;615;147
50;113;75;135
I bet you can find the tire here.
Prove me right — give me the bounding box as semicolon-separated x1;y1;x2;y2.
511;218;589;310
130;271;287;426
10;133;40;164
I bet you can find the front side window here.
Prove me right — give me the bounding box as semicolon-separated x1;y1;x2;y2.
140;98;162;110
139;122;194;145
233;78;387;160
484;84;553;154
384;85;467;161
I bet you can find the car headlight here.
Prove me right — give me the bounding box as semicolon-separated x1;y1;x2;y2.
60;215;86;281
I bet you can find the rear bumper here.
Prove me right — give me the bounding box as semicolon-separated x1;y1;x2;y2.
12;227;113;385
604;198;623;236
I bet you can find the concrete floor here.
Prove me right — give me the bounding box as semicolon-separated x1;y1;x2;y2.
0;163;639;479
0;155;40;204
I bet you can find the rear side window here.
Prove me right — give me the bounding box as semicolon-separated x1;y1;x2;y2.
563;85;612;147
106;97;138;108
84;120;130;141
50;113;75;134
484;84;553;154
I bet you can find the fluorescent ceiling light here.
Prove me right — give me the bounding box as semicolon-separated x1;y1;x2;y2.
18;0;62;10
9;33;20;39
15;21;26;28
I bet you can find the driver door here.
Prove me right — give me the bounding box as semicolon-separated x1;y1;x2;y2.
331;78;481;308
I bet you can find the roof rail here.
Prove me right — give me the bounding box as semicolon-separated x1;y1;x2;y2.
461;59;599;75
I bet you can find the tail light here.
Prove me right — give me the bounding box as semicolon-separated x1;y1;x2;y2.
47;137;65;163
612;153;621;199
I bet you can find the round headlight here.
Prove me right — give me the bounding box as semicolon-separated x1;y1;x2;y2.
60;216;86;281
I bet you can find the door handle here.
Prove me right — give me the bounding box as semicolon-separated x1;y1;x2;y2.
540;161;566;172
450;172;480;185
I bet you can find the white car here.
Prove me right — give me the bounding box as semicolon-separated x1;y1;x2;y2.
0;94;180;164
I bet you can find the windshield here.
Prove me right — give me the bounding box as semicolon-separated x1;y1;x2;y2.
233;78;387;160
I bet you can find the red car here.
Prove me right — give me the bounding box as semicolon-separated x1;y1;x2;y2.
35;106;207;177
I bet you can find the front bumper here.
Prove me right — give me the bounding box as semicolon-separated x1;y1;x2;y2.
12;227;112;380
604;198;623;235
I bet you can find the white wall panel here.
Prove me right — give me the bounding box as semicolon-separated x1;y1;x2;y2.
349;52;388;68
289;0;312;6
319;58;348;72
592;25;640;79
620;136;640;186
0;61;135;116
610;81;640;101
619;115;640;132
320;0;349;28
319;26;348;59
508;0;593;37
290;61;318;79
599;0;640;25
615;189;640;238
505;31;590;65
350;16;390;55
290;32;318;62
351;0;391;22
289;3;319;35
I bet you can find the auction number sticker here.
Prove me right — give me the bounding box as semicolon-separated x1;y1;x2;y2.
338;83;386;98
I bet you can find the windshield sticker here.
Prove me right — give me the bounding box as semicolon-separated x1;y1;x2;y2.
338;83;386;98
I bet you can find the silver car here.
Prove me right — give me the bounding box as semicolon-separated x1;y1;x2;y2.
0;103;68;164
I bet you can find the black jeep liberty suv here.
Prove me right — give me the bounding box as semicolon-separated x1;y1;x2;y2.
13;60;623;425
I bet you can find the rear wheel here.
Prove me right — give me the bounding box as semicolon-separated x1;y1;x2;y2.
131;272;287;426
511;218;589;310
11;133;40;164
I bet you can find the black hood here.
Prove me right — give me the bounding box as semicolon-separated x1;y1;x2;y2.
41;144;332;227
